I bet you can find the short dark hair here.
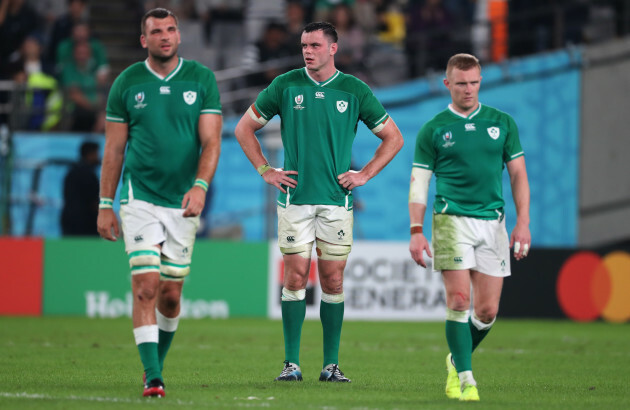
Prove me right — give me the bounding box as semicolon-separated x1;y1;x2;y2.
80;141;99;159
446;53;481;77
303;21;338;44
141;8;178;35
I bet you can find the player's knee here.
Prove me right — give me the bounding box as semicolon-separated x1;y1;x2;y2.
281;287;306;302
280;242;313;259
315;240;351;261
448;290;470;310
474;307;498;324
129;246;161;275
160;291;181;311
135;285;159;302
160;257;190;281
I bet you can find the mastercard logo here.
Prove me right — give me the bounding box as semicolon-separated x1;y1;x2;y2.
556;251;630;322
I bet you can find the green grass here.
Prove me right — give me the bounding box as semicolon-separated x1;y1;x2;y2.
0;317;628;409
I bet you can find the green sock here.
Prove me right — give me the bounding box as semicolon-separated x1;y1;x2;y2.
445;320;473;372
320;301;344;367
469;317;492;352
158;329;176;371
281;299;306;365
137;342;162;382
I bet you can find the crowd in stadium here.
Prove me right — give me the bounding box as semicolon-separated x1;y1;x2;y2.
0;0;627;132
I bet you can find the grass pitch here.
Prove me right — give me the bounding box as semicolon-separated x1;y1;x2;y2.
0;317;628;409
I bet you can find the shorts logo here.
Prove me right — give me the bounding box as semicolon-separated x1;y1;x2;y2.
294;95;305;110
286;236;295;242
442;131;455;148
183;91;197;105
134;92;147;109
336;101;348;113
315;91;325;99
465;123;476;131
487;127;500;140
337;229;345;240
454;256;463;263
134;235;143;243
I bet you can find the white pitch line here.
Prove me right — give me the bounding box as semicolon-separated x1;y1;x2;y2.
0;392;194;405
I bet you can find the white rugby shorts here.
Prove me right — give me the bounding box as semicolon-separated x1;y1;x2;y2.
120;199;199;264
431;213;510;277
277;204;353;250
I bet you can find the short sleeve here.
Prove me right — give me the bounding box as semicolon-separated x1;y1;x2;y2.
413;124;436;171
503;114;524;163
200;69;222;115
105;74;128;123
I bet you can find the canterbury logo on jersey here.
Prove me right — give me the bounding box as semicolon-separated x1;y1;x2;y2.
315;91;325;99
160;86;170;94
465;123;476;131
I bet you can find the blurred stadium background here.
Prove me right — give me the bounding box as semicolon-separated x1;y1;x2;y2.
1;0;629;324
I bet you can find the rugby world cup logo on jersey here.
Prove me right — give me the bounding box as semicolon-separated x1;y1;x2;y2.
442;131;455;148
336;100;348;113
487;127;500;140
134;92;147;109
294;94;305;110
183;91;197;105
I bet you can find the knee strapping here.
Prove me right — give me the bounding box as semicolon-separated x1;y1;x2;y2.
446;308;470;323
316;239;351;261
282;287;306;301
321;291;344;303
160;257;190;281
471;311;495;330
280;242;313;259
129;247;161;275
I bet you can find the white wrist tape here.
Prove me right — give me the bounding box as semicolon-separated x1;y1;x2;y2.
409;167;432;205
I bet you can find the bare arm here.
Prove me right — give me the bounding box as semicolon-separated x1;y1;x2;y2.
337;118;404;190
97;121;128;241
506;156;531;260
181;113;223;217
234;110;297;193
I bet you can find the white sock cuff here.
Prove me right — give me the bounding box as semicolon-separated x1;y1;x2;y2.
471;312;495;331
156;309;180;332
446;308;470;323
281;287;306;301
321;292;344;304
458;370;477;387
133;325;159;345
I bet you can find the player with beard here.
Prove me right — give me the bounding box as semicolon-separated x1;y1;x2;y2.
97;8;222;397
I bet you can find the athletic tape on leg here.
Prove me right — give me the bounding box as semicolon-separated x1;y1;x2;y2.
156;309;180;332
280;242;313;259
321;292;344;304
129;247;161;275
160;257;190;280
446;308;470;323
282;287;306;301
316;240;351;261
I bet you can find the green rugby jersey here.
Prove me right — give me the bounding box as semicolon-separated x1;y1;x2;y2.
106;58;222;208
251;67;389;208
413;104;524;219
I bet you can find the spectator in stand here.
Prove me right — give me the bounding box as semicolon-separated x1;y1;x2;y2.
60;41;107;132
329;4;366;80
285;1;308;56
55;21;109;77
405;0;454;77
242;21;295;88
45;0;87;66
0;0;43;66
9;35;62;130
313;0;355;22
61;140;100;236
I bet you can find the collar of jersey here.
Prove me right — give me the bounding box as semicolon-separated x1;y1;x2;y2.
144;57;183;82
303;67;340;87
448;103;482;119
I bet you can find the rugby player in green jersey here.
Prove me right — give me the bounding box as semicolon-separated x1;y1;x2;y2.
235;22;403;383
97;8;222;397
409;53;531;402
